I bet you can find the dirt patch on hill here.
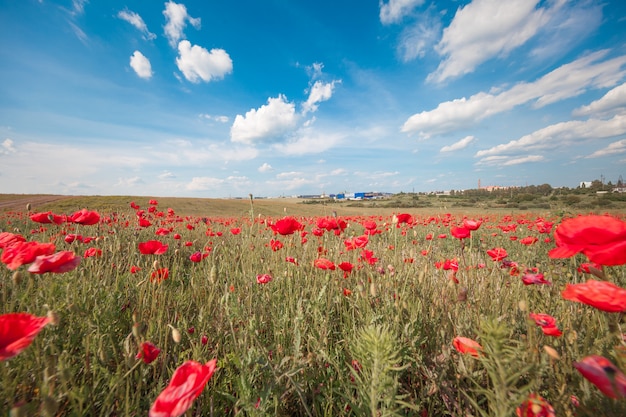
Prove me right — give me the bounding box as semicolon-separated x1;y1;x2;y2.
0;195;75;212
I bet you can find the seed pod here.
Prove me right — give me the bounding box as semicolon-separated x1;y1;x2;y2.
169;325;181;343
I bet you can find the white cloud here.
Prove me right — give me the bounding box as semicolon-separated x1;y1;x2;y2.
440;135;476;153
397;17;441;62
258;163;273;173
379;0;424;25
115;176;144;187
306;62;324;80
476;155;545;166
302;80;339;114
573;82;626;117
163;1;201;47
187;177;223;191
403;50;626;137
475;113;626;159
176;40;233;83
158;171;176;179
586;139;626;158
71;0;88;16
118;9;156;40
230;95;298;144
130;51;153;79
200;114;229;123
1;138;16;155
428;0;553;83
273;129;344;156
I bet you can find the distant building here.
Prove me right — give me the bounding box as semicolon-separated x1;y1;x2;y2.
579;181;592;188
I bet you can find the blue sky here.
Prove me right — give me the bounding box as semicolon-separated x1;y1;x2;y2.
1;0;626;197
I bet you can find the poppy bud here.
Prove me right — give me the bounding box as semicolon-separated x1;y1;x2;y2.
543;345;560;360
153;260;159;269
370;282;377;298
47;310;60;326
26;203;31;212
209;265;217;284
12;271;22;285
169;325;182;343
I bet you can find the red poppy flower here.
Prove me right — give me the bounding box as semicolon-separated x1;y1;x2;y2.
450;226;471;239
577;262;605;279
189;252;203;263
130;265;141;274
149;359;217;417
521;273;551;286
549;215;626;266
314;258;335;270
230;227;241;235
529;313;562;337
0;232;26;249
520;236;539;246
130;201;140;209
256;273;272;284
149;199;158;205
344;235;369;250
394;213;413;224
463;219;482;231
138;240;169;255
136;341;161;364
338;262;354;273
285;256;298;265
28;251;81;274
0;313;50;361
138;218;152;228
29;211;66;225
83;247;102;258
516;393;555;417
270;239;283;251
69;209;101;225
561;279;626;313
452;336;482;357
155;228;171;236
362;220;377;230
487;248;508;261
150;268;169;283
64;234;83;243
360;249;378;265
270;217;303;235
1;241;56;270
573;355;626;399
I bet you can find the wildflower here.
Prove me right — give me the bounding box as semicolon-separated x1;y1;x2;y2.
450;226;471;239
270;239;283;251
562;279;626;313
314;258;335;270
529;313;562;337
136;341;160;364
130;265;141;273
577;262;604;279
189;252;203;263
138;240;169;255
30;211;66;225
149;199;158;205
463;219;482;230
343;288;352;296
1;241;56;270
230;228;241;235
520;236;539;246
201;335;208;345
573;355;626;399
344;235;369;250
150;268;169;283
487;248;508;261
0;232;26;249
521;273;551;286
360;249;378;265
549;215;626;266
516;393;555;417
285;256;298;265
270;217;303;235
149;359;217;417
83;247;102;258
452;336;482;357
395;213;413;224
28;251;81;274
69;209;101;225
0;313;50;361
256;274;272;284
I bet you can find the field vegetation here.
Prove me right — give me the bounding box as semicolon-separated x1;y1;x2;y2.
1;193;626;416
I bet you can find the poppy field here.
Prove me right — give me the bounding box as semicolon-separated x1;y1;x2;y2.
1;198;626;416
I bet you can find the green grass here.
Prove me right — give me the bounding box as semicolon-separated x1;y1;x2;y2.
1;199;626;416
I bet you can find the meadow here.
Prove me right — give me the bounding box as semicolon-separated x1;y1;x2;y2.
1;195;626;416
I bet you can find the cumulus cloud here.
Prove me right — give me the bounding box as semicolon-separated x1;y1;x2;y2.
163;1;201;47
402;50;626;137
258;163;273;173
230;95;298;144
302;80;339;114
440;135;476;153
475;113;626;161
573;82;626;117
379;0;424;25
586;139;626;158
118;9;156;40
1;138;16;155
176;40;233;83
428;0;554;83
130;51;152;79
